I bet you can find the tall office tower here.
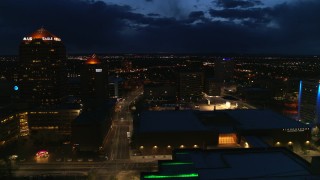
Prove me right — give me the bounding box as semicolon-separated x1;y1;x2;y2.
214;58;235;83
205;78;221;96
298;80;320;125
178;71;204;101
19;28;66;107
81;54;108;109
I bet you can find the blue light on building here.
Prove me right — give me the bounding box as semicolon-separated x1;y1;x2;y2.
316;84;320;124
298;81;302;120
13;85;19;91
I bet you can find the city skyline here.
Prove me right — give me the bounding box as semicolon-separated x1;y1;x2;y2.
1;0;320;55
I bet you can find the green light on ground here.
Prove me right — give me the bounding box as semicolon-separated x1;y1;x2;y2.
144;173;199;179
175;152;189;155
161;162;194;166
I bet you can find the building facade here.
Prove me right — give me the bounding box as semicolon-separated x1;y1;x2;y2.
134;110;310;156
28;108;80;135
0;110;29;147
214;58;235;83
19;28;66;107
81;54;108;109
298;80;320;125
178;72;204;101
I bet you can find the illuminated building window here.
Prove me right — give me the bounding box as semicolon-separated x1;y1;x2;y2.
219;133;237;144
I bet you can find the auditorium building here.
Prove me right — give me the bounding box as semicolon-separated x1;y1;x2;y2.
133;109;310;155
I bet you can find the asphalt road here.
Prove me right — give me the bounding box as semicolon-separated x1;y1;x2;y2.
14;161;158;177
102;86;143;160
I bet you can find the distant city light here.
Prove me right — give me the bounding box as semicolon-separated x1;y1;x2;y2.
13;85;19;91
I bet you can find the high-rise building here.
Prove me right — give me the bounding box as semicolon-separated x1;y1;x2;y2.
108;76;124;98
81;54;108;109
298;80;320;125
19;28;66;107
214;58;234;83
205;78;222;96
178;71;204;101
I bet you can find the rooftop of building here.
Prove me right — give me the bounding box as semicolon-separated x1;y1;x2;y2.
144;82;175;88
73;100;115;124
0;106;19;118
137;111;208;133
29;103;82;111
136;109;310;134
224;109;310;130
85;54;101;65
23;28;61;42
141;147;318;179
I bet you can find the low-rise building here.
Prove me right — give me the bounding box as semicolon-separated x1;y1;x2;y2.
134;109;310;155
141;148;320;179
71;100;115;151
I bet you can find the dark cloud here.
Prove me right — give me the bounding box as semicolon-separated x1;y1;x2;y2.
0;0;136;54
215;0;263;9
147;13;160;17
1;0;320;55
145;0;153;2
209;8;269;20
189;11;205;19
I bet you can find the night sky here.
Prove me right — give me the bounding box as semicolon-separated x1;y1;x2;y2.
1;0;320;55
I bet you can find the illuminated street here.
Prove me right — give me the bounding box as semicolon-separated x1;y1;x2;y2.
11;86;147;178
14;160;158;178
103;86;143;160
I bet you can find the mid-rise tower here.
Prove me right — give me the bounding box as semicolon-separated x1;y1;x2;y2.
81;54;108;109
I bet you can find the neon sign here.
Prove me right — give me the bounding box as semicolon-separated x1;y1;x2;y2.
23;37;32;41
23;37;61;41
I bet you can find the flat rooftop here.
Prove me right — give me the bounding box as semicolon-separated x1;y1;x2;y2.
138;111;207;133
74;100;115;124
225;109;310;130
142;148;318;179
137;109;310;134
